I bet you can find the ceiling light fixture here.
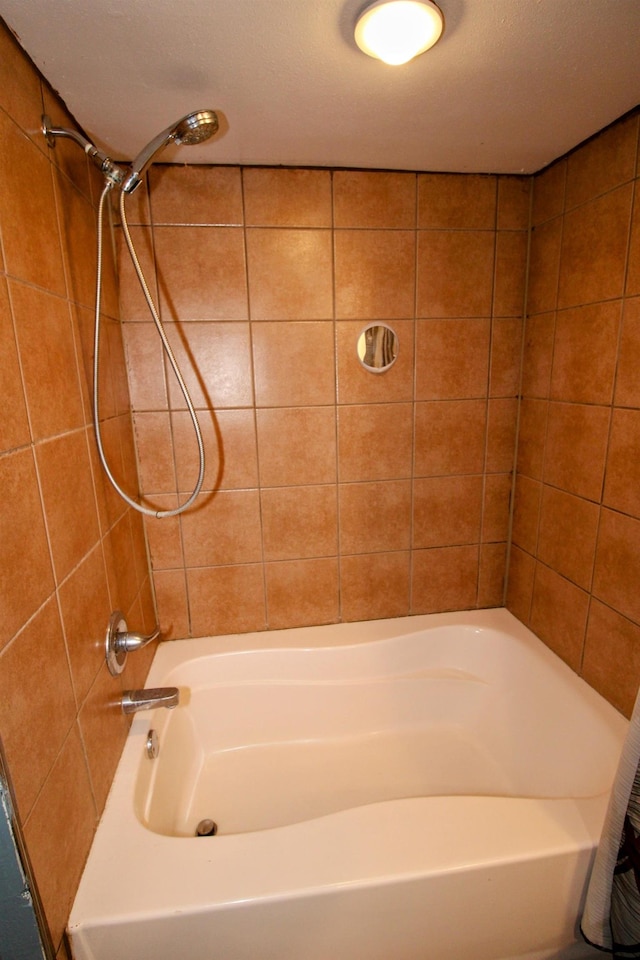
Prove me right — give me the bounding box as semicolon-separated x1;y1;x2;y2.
354;0;444;65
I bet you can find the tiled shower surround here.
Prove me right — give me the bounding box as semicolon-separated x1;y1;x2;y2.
0;23;155;957
123;164;529;638
508;112;640;718
1;14;640;956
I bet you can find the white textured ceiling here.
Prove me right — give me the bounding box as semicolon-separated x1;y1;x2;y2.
2;0;640;174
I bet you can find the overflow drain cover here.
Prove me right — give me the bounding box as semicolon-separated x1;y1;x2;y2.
196;819;217;837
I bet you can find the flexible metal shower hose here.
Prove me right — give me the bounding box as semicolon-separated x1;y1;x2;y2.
93;182;205;518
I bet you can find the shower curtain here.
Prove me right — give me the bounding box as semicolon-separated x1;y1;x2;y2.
582;686;640;958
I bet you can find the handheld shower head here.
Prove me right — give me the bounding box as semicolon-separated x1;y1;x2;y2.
122;110;219;194
173;110;219;146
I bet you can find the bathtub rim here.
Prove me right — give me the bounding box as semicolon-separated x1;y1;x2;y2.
140;606;625;692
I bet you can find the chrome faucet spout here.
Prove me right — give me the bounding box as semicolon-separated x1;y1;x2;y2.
121;687;179;714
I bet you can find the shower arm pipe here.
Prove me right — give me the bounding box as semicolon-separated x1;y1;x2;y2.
93;182;205;518
41;115;126;186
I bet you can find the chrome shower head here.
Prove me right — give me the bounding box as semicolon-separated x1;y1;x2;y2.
122;109;219;194
173;110;219;146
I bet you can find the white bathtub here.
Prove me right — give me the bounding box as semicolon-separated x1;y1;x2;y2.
68;609;627;960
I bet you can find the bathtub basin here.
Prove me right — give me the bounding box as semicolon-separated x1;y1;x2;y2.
68;608;627;960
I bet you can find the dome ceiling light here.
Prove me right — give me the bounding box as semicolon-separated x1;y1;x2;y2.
354;0;444;65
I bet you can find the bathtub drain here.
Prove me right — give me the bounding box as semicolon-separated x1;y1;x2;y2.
196;819;218;837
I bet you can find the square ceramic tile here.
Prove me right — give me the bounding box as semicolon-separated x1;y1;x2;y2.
252;321;335;406
246;228;332;320
243;168;331;227
334;230;415;319
334;171;416;229
149;165;243;225
411;545;479;614
418;174;496;229
417;231;494;318
337;402;413;481
529;562;589;670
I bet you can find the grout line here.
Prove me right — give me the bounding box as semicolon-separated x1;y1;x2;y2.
503;176;534;613
478;176;500;608
240;167;269;632
330;170;344;623
408;173;419;614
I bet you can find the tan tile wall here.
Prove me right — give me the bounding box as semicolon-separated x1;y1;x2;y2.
120;167;530;637
507;110;640;717
0;22;155;952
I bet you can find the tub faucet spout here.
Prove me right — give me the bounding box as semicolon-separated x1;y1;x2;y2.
121;687;179;714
